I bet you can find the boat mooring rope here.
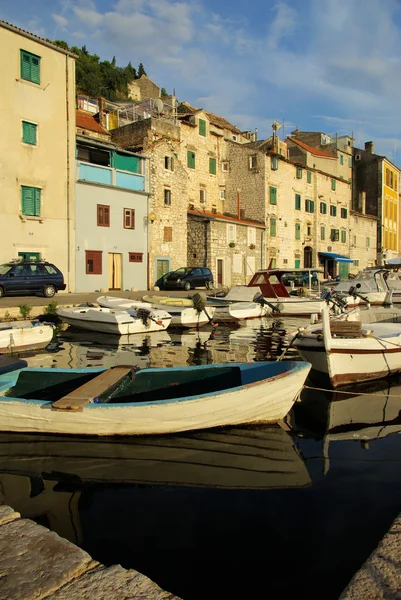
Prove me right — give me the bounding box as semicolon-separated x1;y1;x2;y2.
302;384;401;397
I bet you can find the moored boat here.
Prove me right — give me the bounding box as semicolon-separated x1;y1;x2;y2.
292;305;401;387
0;360;311;436
56;305;171;335
0;321;54;353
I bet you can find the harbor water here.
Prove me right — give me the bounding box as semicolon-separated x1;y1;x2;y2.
1;315;401;599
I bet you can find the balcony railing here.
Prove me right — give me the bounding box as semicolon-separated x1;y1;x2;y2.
77;161;146;192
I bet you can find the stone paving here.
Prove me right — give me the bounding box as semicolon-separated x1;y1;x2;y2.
0;505;179;600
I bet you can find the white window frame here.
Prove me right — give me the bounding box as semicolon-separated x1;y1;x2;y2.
249;155;257;169
200;188;207;204
227;223;236;243
164;188;171;206
220;189;226;201
247;227;256;246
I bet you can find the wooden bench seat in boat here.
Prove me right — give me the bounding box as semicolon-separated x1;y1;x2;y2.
329;320;363;337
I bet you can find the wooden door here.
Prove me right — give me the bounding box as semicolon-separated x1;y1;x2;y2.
108;253;122;290
217;259;223;285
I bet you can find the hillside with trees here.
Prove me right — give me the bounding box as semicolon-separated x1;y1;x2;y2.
53;40;148;101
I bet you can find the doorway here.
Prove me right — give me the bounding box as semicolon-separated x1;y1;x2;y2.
217;259;223;286
303;246;313;269
108;253;122;290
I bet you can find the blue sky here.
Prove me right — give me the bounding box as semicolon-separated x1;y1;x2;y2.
2;0;401;165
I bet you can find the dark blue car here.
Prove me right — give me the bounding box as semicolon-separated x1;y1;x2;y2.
0;260;66;298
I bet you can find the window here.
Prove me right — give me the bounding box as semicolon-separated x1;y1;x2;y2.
21;186;41;217
271;157;278;170
124;208;135;229
330;229;339;241
270;218;277;237
22;121;37;145
227;223;236;243
341;230;347;243
354;259;360;267
20;50;40;84
199;119;206;136
220;189;226;200
296;167;302;179
331;178;336;190
307;171;312;184
209;158;216;174
305;199;315;213
341;207;348;219
164;226;173;242
129;252;143;263
187;151;196;169
295;222;301;240
348;157;352;168
221;161;229;172
320;202;327;214
295;194;301;210
340;154;344;165
248;227;256;246
86;250;102;274
249;155;257;169
330;205;337;217
321;226;325;240
307;224;312;237
366;236;370;248
200;188;206;203
269;186;277;205
295;258;301;269
164;188;171;206
97;204;110;227
164;156;174;170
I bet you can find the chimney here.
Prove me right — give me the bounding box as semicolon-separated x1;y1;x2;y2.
98;97;107;130
364;141;374;154
359;191;366;214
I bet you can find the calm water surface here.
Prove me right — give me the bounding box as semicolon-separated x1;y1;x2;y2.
2;316;401;599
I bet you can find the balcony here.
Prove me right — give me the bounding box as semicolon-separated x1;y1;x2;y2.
77;161;146;192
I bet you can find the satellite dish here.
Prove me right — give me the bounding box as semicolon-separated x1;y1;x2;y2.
272;120;282;132
154;98;163;113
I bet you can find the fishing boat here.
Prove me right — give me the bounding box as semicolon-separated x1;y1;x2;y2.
0;425;311;489
99;294;215;329
292;305;401;387
0;321;54;353
0;360;311;436
56;305;171;335
332;269;392;306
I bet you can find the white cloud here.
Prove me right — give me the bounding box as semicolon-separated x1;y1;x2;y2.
266;2;297;50
53;14;69;29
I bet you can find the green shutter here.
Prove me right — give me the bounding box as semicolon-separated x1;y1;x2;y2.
307;171;312;183
321;226;325;240
20;51;31;80
187;151;196;169
199;119;206;136
209;158;216;174
295;194;301;210
295;259;301;268
20;50;40;84
270;186;277;205
295;223;301;240
113;152;139;173
21;186;40;216
22;121;37;145
332;178;336;190
270;219;276;237
310;200;315;213
341;230;347;243
296;167;302;179
31;56;40;84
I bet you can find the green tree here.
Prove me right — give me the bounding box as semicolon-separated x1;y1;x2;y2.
54;39;69;50
161;87;168;97
137;62;146;77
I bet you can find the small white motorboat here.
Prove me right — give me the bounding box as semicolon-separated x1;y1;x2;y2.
0;321;54;353
292;304;401;387
333;269;391;306
0;360;311;436
56;306;171;335
99;295;215;329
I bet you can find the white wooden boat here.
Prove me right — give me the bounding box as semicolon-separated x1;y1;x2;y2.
0;321;54;353
0;360;311;436
56;306;171;335
100;295;215;328
333;269;391;306
0;425;311;489
292;305;401;387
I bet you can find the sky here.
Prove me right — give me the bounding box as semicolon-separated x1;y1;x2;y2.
2;0;401;166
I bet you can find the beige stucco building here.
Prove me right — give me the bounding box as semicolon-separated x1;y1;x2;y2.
0;21;76;290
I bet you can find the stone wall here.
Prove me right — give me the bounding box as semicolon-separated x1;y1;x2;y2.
350;212;378;270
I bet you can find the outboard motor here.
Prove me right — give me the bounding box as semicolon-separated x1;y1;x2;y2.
192;292;207;313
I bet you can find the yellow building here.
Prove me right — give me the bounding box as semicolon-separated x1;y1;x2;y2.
0;21;76;290
382;160;399;255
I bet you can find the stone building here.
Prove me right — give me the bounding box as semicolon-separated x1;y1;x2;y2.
0;20;76;290
353;142;400;264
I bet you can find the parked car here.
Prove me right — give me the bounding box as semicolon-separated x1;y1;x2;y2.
281;271;318;287
0;260;66;298
162;267;214;291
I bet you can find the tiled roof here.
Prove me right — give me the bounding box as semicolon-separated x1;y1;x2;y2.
0;20;77;56
288;137;336;159
76;110;110;135
177;102;241;134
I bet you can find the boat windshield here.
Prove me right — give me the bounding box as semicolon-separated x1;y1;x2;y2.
0;264;12;276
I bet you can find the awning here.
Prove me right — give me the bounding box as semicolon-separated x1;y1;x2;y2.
319;252;354;263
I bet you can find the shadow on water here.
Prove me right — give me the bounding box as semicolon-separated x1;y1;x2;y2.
4;318;401;598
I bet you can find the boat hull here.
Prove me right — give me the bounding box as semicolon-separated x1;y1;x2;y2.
0;362;311;436
263;297;326;316
57;307;171;335
0;323;53;353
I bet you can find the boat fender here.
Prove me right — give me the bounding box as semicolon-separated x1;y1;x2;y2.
192;292;207;312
